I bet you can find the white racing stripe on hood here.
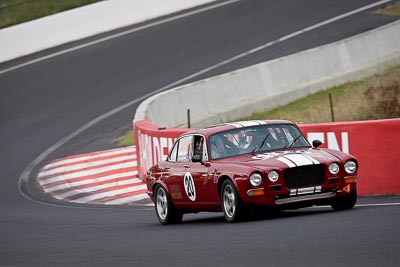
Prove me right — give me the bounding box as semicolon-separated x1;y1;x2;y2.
277;157;296;168
284;154;314;166
303;154;320;164
280;154;317;167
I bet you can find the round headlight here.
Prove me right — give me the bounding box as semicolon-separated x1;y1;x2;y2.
329;163;340;175
250;173;262;186
344;160;357;174
268;170;279;183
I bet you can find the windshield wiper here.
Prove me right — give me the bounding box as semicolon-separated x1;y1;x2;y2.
284;134;303;149
252;133;270;153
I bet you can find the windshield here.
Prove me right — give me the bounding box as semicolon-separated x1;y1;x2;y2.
209;124;310;160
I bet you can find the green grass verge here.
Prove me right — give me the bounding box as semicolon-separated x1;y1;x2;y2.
114;131;135;148
372;1;400;16
0;0;102;29
241;66;400;123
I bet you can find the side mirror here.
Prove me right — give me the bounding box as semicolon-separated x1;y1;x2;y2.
192;154;202;163
192;155;211;167
312;140;322;148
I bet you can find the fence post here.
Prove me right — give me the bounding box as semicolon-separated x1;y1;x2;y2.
329;93;335;122
187;109;191;128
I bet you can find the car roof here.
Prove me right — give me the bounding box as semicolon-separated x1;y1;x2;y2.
186;120;296;137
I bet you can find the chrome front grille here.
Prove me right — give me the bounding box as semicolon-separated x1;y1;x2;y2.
283;164;325;189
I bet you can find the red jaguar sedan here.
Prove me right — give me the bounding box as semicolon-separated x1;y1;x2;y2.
146;120;358;224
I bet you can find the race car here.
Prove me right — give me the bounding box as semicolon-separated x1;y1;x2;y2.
146;120;358;224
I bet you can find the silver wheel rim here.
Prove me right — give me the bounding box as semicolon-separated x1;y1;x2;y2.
156;188;168;220
223;184;235;218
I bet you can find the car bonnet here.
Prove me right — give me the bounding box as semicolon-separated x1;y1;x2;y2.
219;148;341;170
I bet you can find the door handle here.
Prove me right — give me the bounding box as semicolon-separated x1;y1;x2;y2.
184;165;190;169
164;167;170;170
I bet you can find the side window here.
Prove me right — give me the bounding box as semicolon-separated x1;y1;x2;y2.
193;135;208;162
177;136;193;162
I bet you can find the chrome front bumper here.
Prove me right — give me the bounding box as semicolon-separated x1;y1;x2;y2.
275;191;335;205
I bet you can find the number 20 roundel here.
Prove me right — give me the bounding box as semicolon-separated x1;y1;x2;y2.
184;172;196;201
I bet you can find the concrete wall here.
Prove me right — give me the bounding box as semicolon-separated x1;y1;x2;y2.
134;20;400;128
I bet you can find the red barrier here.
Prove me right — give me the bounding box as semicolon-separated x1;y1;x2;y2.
299;119;400;196
134;120;189;182
134;118;400;196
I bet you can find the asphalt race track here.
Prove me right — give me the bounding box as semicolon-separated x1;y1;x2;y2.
1;0;399;266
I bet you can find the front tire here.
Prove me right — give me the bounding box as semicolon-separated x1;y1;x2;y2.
331;190;357;211
155;185;183;225
221;180;244;223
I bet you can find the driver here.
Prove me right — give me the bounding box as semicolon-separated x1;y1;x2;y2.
248;130;264;151
211;135;227;159
248;129;279;151
194;136;204;157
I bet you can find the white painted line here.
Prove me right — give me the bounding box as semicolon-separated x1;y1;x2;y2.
42;147;136;170
311;202;400;209
39;154;136;177
44;171;139;193
54;178;142;199
69;184;147;203
356;202;400;207
146;0;394;90
0;0;240;76
39;161;137;185
103;193;150;205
